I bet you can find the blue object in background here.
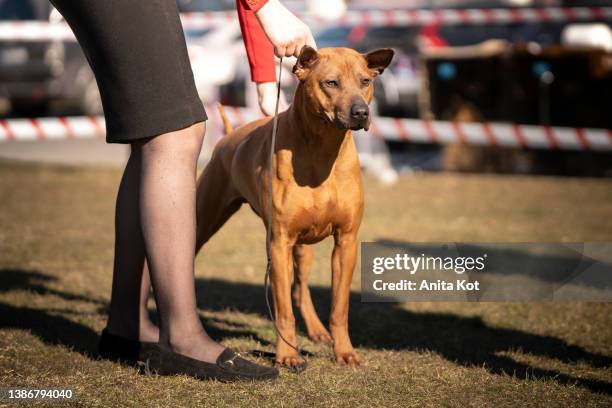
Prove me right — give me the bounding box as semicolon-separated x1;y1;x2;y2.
437;62;456;80
532;61;552;78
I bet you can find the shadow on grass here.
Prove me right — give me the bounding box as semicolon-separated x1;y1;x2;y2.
0;301;100;357
0;268;107;305
0;268;105;357
1;268;610;395
0;268;269;358
194;277;612;395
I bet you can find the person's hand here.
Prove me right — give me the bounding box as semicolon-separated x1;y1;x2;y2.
256;0;317;58
256;81;288;116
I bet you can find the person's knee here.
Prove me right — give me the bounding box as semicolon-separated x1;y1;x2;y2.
180;121;206;158
140;121;206;161
191;121;206;140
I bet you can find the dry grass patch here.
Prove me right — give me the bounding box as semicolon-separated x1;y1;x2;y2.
1;161;611;407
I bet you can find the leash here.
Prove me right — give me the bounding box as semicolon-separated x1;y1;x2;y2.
263;56;308;373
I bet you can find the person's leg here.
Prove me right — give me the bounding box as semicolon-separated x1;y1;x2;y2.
137;121;224;363
52;0;274;375
105;146;158;343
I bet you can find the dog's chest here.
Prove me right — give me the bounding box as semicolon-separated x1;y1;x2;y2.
280;180;355;244
274;143;362;244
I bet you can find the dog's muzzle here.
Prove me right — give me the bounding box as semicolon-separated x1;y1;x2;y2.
349;102;370;131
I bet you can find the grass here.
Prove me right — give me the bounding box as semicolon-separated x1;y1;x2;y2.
0;160;611;407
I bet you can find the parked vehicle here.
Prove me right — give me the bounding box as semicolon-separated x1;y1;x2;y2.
176;0;234;12
423;41;612;128
0;0;252;116
314;14;611;120
0;0;103;115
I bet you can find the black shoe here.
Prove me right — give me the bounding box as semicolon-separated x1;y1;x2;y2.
98;328;157;364
146;346;279;382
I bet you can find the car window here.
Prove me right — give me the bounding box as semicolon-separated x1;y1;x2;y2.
184;28;212;39
315;26;353;48
438;24;567;47
0;0;51;21
439;25;513;46
176;0;234;12
365;27;420;53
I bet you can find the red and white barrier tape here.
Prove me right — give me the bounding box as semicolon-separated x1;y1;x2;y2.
2;110;611;151
1;8;610;41
371;117;612;151
311;7;612;27
0;116;105;142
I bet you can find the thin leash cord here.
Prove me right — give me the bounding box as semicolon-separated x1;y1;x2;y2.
263;57;307;370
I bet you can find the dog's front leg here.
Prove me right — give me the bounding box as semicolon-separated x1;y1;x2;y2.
292;245;332;344
330;232;360;366
270;238;304;368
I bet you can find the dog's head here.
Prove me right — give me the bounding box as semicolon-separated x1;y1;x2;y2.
292;46;394;131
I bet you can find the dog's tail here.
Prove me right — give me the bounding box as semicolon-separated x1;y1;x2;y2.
217;103;233;135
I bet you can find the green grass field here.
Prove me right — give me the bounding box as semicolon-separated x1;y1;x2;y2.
1;160;611;407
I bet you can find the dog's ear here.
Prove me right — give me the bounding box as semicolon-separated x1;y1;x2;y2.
364;48;395;77
293;45;319;81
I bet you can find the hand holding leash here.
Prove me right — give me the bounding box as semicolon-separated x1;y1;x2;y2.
256;0;317;58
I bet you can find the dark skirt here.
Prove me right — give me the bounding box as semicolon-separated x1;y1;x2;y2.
50;0;207;143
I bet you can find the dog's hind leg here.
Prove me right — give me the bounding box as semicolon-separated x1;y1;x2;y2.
195;159;244;254
292;244;332;344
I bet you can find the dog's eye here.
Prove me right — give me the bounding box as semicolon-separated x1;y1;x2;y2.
361;78;371;87
324;80;339;88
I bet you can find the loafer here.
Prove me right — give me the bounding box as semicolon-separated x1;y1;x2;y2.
98;328;157;364
146;346;279;382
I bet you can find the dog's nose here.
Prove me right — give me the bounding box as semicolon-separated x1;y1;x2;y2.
350;104;369;120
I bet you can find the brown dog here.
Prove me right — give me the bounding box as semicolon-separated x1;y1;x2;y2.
195;46;394;367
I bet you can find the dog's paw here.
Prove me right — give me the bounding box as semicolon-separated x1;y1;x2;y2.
275;354;306;369
308;329;332;344
334;350;360;367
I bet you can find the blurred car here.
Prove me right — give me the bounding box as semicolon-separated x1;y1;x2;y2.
184;23;243;104
439;23;568;48
176;0;235;12
0;0;102;115
423;40;612;128
0;0;255;116
178;0;295;110
345;0;612;11
314;13;611;119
